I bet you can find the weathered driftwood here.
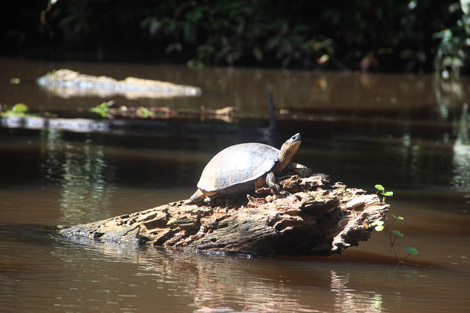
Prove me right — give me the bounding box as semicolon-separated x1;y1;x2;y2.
60;170;388;256
37;69;201;99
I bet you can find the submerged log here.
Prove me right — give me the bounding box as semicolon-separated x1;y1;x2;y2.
60;169;388;256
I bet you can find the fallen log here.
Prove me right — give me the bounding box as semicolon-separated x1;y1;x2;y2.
59;169;388;256
37;69;201;99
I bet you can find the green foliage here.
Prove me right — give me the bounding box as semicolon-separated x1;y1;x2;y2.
392;214;404;221
0;103;34;117
4;0;469;73
90;101;111;118
392;230;404;237
375;184;385;191
375;184;394;203
433;1;470;77
405;247;418;255
139;0;333;68
11;103;28;114
372;220;385;232
90;102;158;119
136;106;154;118
372;184;419;265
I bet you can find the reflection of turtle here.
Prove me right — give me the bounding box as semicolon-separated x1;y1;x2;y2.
190;133;302;202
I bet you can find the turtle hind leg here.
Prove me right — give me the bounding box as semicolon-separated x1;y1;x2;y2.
266;172;281;192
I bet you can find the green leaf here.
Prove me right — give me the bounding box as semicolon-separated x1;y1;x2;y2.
375;224;385;232
13;103;29;113
405;247;418;255
90;102;110;118
375;184;385;191
392;214;404;220
372;220;384;231
392;230;404;237
1;103;33;117
382;191;394;197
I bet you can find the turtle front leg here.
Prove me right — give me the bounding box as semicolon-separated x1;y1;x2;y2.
266;171;281;192
286;162;313;177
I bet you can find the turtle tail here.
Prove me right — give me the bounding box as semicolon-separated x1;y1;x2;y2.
190;189;205;202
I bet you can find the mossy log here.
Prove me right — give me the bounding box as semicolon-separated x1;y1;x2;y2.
60;169;388;256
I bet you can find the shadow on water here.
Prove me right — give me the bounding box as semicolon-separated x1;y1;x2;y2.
0;223;59;245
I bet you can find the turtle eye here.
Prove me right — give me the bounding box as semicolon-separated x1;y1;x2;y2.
291;133;301;141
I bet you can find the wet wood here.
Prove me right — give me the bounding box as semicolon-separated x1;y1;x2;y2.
60;167;388;256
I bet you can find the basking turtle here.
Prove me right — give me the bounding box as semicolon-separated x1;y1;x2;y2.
190;133;301;202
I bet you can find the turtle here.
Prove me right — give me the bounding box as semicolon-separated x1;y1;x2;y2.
190;133;301;202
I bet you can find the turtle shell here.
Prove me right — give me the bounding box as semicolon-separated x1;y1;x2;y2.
197;143;280;193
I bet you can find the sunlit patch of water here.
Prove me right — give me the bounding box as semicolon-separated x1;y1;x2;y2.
452;139;470;194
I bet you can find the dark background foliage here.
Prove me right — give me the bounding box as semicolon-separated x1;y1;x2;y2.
2;0;469;73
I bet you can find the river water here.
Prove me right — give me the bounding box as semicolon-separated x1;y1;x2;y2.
0;58;469;312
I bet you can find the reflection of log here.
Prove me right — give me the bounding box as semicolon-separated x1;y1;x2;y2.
200;105;237;123
60;169;388;256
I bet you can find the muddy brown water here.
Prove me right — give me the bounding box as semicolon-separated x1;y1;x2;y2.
1;58;469;312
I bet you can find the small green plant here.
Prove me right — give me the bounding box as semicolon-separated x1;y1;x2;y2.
403;246;419;263
375;184;394;203
90;101;113;118
136;106;155;118
0;103;34;117
371;220;385;232
373;184;418;265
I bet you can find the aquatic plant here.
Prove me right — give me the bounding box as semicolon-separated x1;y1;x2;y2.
373;184;419;265
89;101;112;118
374;184;393;203
0;103;34;117
136;106;155;118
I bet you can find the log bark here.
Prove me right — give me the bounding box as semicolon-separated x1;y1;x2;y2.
59;169;388;256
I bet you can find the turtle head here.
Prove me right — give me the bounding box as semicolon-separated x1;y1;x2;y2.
286;133;301;144
278;133;301;171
